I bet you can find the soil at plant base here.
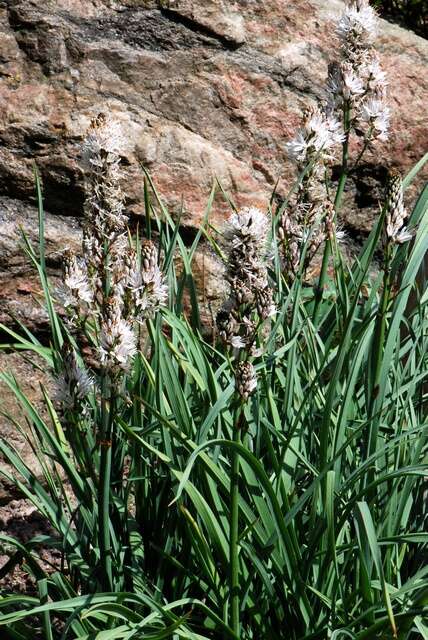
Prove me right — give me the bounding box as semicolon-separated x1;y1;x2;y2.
0;352;64;598
0;498;62;595
0;0;427;337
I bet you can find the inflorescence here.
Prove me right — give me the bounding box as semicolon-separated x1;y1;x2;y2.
59;114;167;406
281;0;389;283
385;172;412;245
330;0;390;143
216;207;275;402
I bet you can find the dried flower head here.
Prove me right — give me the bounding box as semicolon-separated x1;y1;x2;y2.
83;113;127;243
62;250;93;313
235;361;257;401
358;97;390;141
385;172;410;244
58;115;169;387
123;241;168;320
99;293;137;372
224;207;270;290
327;0;389;148
82;113;125;159
57;343;94;409
225;207;269;251
217;207;275;357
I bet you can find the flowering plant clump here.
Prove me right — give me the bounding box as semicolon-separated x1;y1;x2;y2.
0;2;427;640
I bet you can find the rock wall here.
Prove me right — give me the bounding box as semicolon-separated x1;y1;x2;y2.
0;0;427;333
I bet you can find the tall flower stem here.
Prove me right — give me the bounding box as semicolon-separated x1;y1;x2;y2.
335;102;351;213
229;404;244;638
313;106;350;324
334;142;349;214
363;246;392;509
312;239;332;325
369;173;409;427
98;374;114;592
351;126;374;172
368;247;391;428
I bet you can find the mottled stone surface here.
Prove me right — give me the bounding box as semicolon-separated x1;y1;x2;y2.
0;0;426;329
0;197;81;332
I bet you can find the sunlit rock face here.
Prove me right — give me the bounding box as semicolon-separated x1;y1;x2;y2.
0;0;427;332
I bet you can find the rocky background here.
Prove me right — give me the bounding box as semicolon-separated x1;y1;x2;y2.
0;0;427;504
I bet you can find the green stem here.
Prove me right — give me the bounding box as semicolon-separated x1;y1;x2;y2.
98;375;113;591
371;281;390;407
368;247;391;436
334;103;351;213
312;238;332;325
364;245;392;507
351;126;373;173
229;406;243;638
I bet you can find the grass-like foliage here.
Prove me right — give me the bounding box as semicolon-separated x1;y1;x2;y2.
0;161;427;639
0;1;428;638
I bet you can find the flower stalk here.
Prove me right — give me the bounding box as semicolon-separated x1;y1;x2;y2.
368;172;411;432
312;104;351;323
229;404;244;638
59;113;167;592
216;207;274;636
99;378;114;591
334;103;351;213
